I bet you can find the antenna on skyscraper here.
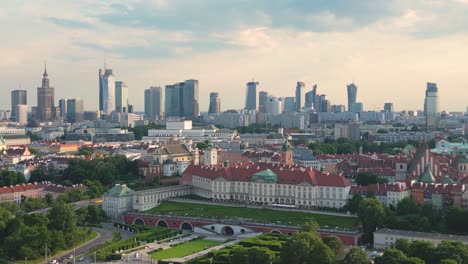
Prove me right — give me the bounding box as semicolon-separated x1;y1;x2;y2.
104;58;107;69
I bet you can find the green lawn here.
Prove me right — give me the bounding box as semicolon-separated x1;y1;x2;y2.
151;239;221;260
146;201;358;228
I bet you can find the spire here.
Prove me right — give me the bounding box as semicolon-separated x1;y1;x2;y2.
43;61;48;77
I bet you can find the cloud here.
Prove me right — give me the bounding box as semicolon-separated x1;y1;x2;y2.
47;17;93;29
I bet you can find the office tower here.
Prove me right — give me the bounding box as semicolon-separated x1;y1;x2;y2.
59;99;68;119
258;91;269;113
321;99;331;112
305;84;317;109
83;111;100;121
350;102;363;113
347;83;358;111
145;86;163;121
99;68;115;115
66;99;84;123
11;90;27;119
245;81;259;110
208;92;221;114
295;81;306;110
15;105;28;125
331;104;346;113
424;82;439;131
266;97;283;114
35;65;57;121
115;81;128;113
128;104;134;113
283;97;296;113
384;103;394;113
164;80;199;118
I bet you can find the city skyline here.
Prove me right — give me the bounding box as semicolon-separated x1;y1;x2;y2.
1;1;468;112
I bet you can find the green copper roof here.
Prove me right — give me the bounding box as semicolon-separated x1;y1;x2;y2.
252;169;278;183
104;184;135;196
459;154;468;164
441;175;456;185
419;166;436;183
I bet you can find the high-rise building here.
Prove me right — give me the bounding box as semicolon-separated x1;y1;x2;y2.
145;86;163;121
66;99;84;123
245;81;259;110
35;65;57;121
208;92;221;114
283;97;296;113
115;81;128;113
11;90;27;119
99;68;115;115
384;103;394;113
347;83;358;112
164;80;199;118
15;104;28;125
350;102;363;113
259;91;269;113
59;99;68;119
295;81;306;110
424;82;439;131
305;84;317;109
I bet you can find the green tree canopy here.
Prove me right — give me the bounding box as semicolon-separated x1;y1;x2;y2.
343;247;370;264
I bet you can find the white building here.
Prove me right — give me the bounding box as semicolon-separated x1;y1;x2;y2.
99;68;116;115
102;184;192;220
15;105;28;125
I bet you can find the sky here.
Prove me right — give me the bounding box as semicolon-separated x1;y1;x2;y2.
1;0;468;112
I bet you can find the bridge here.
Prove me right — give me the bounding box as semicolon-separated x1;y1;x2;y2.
122;212;362;246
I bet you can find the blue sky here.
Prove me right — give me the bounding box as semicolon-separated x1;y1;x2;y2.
1;0;468;112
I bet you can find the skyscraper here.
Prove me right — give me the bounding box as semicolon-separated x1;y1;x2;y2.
35;65;57;121
245;81;259;110
164;80;199;118
283;97;296;113
145;86;163;121
99;68;115;115
15;105;28;125
424;82;439;131
11;90;27;119
305;84;317;109
295;81;306;110
259;91;269;113
347;83;358;112
208;92;221;114
66;99;84;123
115;81;128;113
384;103;394;113
59;99;67;119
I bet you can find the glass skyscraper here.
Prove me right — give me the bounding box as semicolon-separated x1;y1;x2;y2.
208;92;221;114
115;81;128;113
245;81;259;110
347;83;358;112
424;82;439;131
295;81;305;110
99;68;115;115
145;86;163;121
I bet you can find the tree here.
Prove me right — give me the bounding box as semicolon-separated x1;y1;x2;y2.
0;207;13;232
308;242;335;264
445;207;468;234
439;259;458;264
355;172;387;186
348;194;363;214
403;257;425;264
301;221;319;233
21;198;48;212
432;241;468;264
78;146;93;156
322;236;344;257
47;202;78;247
344;248;370;264
280;231;322;264
67;189;84;202
28;147;40;155
196;142;209;150
295;137;310;146
45;193;54;206
374;249;407;264
408;240;435;263
357;198;386;242
393;239;411;255
29;169;49;183
396;197;419;216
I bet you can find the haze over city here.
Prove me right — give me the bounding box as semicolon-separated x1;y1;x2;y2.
1;0;468;111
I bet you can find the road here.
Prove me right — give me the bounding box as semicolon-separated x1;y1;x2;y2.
47;223;136;264
28;199;101;215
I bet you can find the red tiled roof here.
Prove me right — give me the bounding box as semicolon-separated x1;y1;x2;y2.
182;163;350;187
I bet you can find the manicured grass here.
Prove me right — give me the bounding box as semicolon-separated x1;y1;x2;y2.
146;201;358;229
151;239;221;260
